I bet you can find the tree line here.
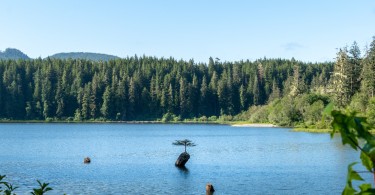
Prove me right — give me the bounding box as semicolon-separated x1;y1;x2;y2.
0;36;374;126
0;55;331;121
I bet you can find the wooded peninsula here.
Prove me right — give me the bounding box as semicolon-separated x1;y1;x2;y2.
0;37;374;129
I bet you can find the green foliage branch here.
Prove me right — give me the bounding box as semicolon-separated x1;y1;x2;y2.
327;103;375;194
31;180;52;195
0;175;52;195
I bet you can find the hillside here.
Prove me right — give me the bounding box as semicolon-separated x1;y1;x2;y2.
0;48;30;60
48;52;120;61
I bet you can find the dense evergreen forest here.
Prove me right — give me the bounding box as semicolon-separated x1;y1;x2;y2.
0;36;374;127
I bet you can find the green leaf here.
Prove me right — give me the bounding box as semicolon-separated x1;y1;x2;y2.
362;143;373;153
360;151;373;172
358;188;375;195
343;184;356;195
323;102;334;116
347;162;363;182
368;149;375;161
358;183;372;192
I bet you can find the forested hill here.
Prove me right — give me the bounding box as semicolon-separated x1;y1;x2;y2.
48;52;120;61
0;48;30;60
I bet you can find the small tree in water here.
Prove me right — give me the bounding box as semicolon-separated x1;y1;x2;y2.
173;139;196;153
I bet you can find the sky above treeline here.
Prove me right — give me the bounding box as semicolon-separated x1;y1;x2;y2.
1;0;375;63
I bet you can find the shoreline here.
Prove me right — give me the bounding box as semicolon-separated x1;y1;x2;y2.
0;120;280;128
231;123;277;127
0;120;225;125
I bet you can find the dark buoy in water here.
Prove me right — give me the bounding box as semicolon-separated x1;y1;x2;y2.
84;157;91;164
206;183;215;195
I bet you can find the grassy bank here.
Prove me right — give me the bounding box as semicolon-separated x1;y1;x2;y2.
292;127;375;134
291;128;332;133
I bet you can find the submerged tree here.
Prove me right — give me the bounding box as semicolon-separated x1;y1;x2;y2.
173;139;196;153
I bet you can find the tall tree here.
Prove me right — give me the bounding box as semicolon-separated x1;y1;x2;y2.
332;48;351;107
179;78;188;118
348;41;362;96
100;86;112;119
361;37;375;98
290;64;306;97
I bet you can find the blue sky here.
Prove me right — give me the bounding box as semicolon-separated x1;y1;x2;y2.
1;0;374;63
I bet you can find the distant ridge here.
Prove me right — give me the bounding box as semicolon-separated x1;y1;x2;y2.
48;52;120;61
0;48;30;60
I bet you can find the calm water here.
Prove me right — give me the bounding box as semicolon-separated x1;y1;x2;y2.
0;123;370;194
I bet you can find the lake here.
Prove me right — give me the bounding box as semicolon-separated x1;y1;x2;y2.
0;123;370;194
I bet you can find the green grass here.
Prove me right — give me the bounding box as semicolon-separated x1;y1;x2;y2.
293;127;375;134
292;128;332;133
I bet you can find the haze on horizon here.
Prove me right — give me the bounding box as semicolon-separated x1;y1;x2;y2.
1;0;374;63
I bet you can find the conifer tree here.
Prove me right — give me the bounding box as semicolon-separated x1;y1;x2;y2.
332;48;351;107
361;37;375;98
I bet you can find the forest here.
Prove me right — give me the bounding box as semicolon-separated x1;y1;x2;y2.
0;36;374;128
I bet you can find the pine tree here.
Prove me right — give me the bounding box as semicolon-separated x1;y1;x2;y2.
191;74;199;116
361;37;375;98
179;78;188;118
167;83;174;113
81;84;90;120
290;64;306;97
100;86;112;118
141;87;151;116
128;77;137;119
348;41;362;96
208;71;219;115
199;76;209;116
332;47;351;107
55;78;65;118
239;84;247;110
268;79;281;102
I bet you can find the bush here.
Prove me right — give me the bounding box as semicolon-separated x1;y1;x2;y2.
162;113;175;122
173;115;181;122
198;116;208;122
218;114;233;122
66;117;74;122
45;117;54;122
249;106;270;123
208;116;218;121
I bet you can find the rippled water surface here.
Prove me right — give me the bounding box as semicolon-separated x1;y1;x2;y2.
0;123;369;194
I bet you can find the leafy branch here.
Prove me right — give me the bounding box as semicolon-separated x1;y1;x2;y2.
31;180;52;195
0;175;53;195
0;175;17;195
327;104;375;194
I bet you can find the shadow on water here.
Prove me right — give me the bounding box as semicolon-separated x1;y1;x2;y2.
176;166;189;176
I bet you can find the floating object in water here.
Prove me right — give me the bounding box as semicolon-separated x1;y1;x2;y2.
206;183;215;195
84;157;91;164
